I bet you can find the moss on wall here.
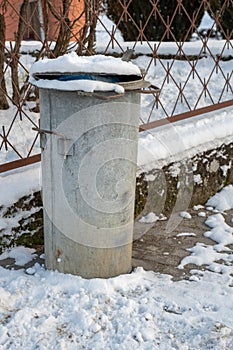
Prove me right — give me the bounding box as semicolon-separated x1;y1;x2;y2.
135;142;233;218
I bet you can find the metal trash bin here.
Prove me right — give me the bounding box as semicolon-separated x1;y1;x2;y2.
30;53;159;278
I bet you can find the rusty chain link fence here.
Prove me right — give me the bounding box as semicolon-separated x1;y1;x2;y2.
0;0;232;172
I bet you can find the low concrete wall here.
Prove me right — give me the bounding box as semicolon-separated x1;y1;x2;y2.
135;141;233;219
1;130;232;251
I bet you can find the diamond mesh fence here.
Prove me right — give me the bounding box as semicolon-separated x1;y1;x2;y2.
0;0;232;171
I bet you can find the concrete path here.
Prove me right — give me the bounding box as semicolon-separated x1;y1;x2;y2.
1;207;232;280
133;207;233;280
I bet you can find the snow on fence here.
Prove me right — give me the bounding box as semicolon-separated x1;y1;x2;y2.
0;0;232;172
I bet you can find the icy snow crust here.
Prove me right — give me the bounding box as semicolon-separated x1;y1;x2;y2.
138;106;233;172
29;53;140;93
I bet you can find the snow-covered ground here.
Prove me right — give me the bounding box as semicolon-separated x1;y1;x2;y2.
0;262;233;349
0;130;233;345
0;163;233;348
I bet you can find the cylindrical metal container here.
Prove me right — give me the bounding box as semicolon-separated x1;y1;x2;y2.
30;55;158;278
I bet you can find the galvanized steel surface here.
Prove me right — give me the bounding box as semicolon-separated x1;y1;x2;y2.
40;88;140;277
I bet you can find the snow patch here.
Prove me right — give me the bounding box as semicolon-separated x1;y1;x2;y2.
206;185;233;212
193;205;204;210
198;211;207;218
193;174;202;184
139;212;159;224
0;165;41;207
0;246;36;266
179;211;192;219
137;106;233;172
176;232;196;237
30;52;141;76
29;53;142;92
178;212;233;272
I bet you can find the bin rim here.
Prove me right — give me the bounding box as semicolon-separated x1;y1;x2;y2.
32;72;157;92
30;71;160;96
31;72;153;92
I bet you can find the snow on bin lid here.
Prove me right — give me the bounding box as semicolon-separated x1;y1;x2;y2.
29;52;141;94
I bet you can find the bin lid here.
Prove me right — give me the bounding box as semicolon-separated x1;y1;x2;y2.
29;53;143;94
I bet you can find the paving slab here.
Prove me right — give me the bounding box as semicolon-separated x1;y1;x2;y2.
132;208;232;280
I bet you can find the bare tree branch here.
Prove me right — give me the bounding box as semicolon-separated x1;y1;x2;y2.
0;11;9;109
